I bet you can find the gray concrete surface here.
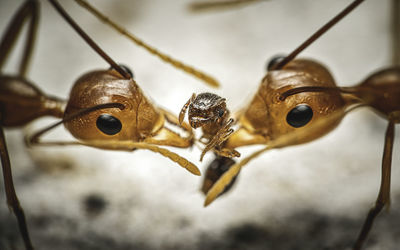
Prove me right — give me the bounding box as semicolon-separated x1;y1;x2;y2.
0;0;399;249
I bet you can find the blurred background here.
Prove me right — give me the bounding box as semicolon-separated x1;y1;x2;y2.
0;0;399;249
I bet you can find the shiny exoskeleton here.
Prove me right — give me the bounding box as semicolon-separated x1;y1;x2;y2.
179;92;240;161
201;155;237;195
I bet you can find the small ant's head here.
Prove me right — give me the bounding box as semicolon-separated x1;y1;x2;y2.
188;92;227;128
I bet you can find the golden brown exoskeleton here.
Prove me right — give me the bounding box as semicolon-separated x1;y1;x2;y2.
0;0;220;249
179;92;240;161
202;0;400;250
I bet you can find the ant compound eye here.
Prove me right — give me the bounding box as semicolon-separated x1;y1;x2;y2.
119;64;134;78
267;55;286;71
110;64;134;78
217;108;225;117
286;104;313;128
96;114;122;135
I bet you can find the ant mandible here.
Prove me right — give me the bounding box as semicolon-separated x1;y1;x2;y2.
0;0;222;249
199;0;399;249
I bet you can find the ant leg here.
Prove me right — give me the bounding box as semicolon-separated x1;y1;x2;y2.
213;147;240;158
0;0;39;77
200;118;237;161
0;1;40;249
0;124;33;250
353;120;395;250
179;93;196;125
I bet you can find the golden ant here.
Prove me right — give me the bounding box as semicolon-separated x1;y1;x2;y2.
189;0;399;249
0;0;223;249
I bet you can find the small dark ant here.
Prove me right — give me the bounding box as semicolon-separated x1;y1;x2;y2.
179;92;240;161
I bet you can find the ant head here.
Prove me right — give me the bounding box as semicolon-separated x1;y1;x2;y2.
188;92;227;128
246;59;348;145
64;69;161;141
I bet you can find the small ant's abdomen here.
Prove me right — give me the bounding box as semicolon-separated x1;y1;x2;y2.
0;76;64;127
64;70;162;141
201;155;238;196
358;67;400;117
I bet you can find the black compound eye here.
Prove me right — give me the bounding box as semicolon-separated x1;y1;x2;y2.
96;114;122;135
266;55;286;71
286;104;313;128
110;64;134;78
119;64;134;78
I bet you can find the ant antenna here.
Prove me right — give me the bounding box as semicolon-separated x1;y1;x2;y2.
272;0;365;70
48;0;131;79
75;0;220;88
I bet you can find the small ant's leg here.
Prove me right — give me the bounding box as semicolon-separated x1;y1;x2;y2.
200;118;235;161
213;147;240;158
204;145;271;206
0;0;39;76
179;93;196;125
0;124;33;250
353;119;395;250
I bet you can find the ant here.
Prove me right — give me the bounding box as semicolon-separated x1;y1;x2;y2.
178;92;240;161
0;0;221;249
199;0;399;249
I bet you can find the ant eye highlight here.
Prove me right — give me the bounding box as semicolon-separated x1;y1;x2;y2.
96;114;122;135
286;104;313;128
267;55;286;71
